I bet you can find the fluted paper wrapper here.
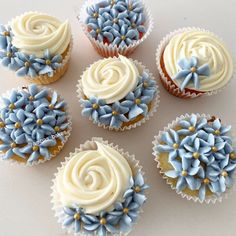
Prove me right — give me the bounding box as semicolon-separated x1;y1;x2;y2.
77;58;160;131
22;38;73;85
78;0;153;57
156;27;235;98
152;113;236;203
51;137;146;236
0;86;72;167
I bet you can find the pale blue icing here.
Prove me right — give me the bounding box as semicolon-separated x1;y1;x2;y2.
173;57;210;91
62;172;148;236
157;114;236;200
0;84;69;163
85;0;146;47
81;72;157;128
0;24;63;78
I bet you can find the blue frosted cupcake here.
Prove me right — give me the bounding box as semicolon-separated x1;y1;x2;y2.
0;84;71;166
153;114;236;203
79;0;153;57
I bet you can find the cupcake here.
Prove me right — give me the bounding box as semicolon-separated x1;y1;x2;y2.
0;12;72;84
0;84;71;166
77;55;159;131
153;114;236;203
79;0;153;57
51;138;149;236
156;27;234;98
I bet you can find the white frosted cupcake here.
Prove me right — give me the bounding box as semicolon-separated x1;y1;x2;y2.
156;28;234;98
51;138;149;235
77;55;160;131
0;12;72;84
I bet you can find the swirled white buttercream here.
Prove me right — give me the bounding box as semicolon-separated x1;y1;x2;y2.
163;30;234;91
10;12;71;57
56;141;132;214
81;55;139;104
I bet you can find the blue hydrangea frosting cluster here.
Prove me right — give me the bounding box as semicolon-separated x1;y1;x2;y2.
173;56;210;91
85;0;146;47
63;172;148;236
0;84;69;163
0;25;63;77
157;114;236;201
81;72;157;128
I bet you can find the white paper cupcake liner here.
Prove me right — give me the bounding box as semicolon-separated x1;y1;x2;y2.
152;113;236;204
51;137;146;236
156;27;236;99
78;0;154;57
22;37;73;85
76;57;160;131
0;85;72;167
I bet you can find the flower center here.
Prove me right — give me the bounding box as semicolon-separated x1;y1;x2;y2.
143;82;149;88
214;130;221;135
121;35;126;40
0;122;5;128
181;170;188;177
221;171;228;177
135;98;141;105
2;31;10;36
193;152;200;159
32;145;39;151
191;67;197;73
100;218;107;225
110;0;115;6
92;103;99;109
9;103;15;110
230;153;236;159
173;143;179;149
49;104;54;110
134;186;141;193
123;208;129;214
14;122;21;129
131;22;136;28
112;110;119;116
128;4;133;11
96;28;101;34
74;213;81;220
54;126;60;132
188;126;195;132
113;18;118;24
37;119;43;126
24;61;31;68
10;142;17;148
45;59;51;65
29;96;34;101
211;146;218;153
6;52;12;58
203;178;210;185
93;12;99;18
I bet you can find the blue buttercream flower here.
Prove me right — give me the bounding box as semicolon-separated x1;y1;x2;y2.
34;49;62;77
125;11;146;33
15;52;39;77
0;132;26;160
0;25;13;49
125;0;144;17
47;91;66;116
87;16;114;43
123;172;149;206
63;206;85;233
209;157;236;193
102;8;128;31
204;118;231;142
83;211;117;236
165;159;201;191
173;56;210;91
109;197;140;233
20;138;57;162
99;102;129;128
157;129;192;161
224;142;236;165
110;24;139;47
121;89;150;120
0;44;19;70
81;97;108;123
177;114;207;136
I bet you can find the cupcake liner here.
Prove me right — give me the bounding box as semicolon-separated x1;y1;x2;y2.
156;27;236;99
78;0;154;57
76;58;160;131
22;38;73;85
0;86;72;167
51;137;146;236
152;113;236;203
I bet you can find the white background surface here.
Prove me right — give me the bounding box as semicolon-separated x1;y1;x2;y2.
0;0;236;236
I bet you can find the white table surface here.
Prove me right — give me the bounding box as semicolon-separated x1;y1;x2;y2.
0;0;236;236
